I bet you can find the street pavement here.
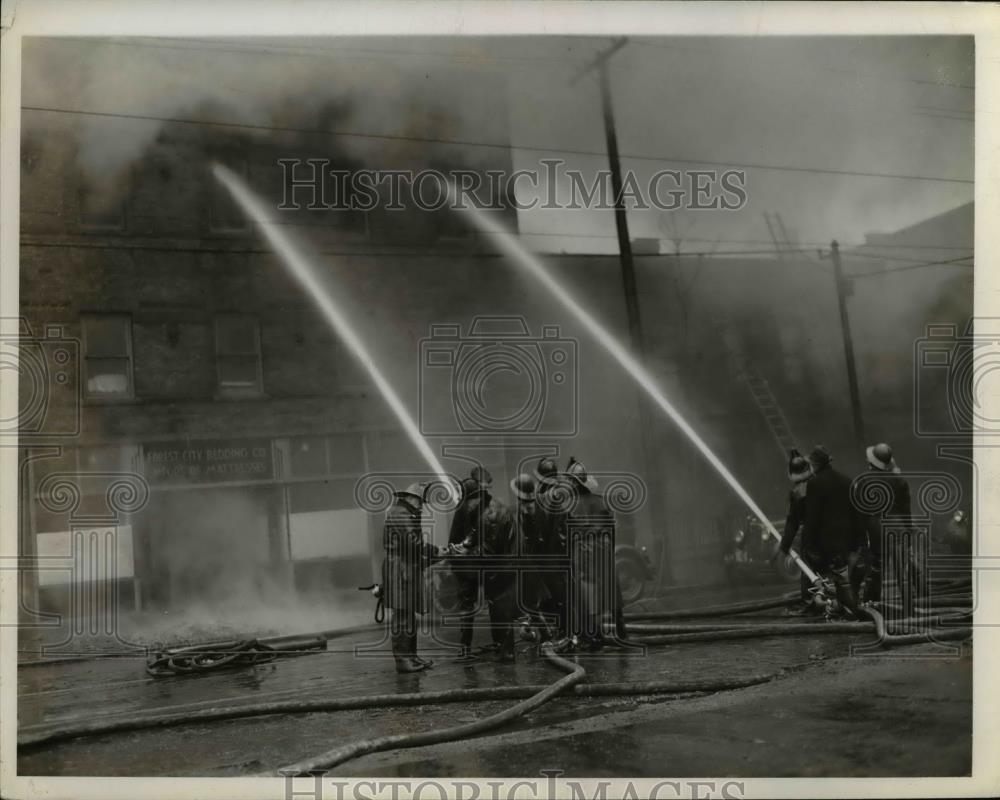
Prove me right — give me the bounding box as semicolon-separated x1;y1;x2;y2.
16;580;972;777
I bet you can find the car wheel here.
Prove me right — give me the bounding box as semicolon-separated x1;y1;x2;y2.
616;556;646;604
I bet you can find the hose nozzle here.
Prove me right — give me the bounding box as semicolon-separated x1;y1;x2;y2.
808;577;836;613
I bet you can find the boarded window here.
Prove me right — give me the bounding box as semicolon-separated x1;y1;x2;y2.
287;478;368;561
83;315;133;400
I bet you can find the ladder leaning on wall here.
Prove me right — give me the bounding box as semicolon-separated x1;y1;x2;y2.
717;325;799;458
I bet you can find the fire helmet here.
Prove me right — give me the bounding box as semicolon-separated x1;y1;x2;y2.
565;457;599;492
396;482;426;503
866;442;897;472
510;473;536;502
534;457;559;484
807;445;833;470
471;466;493;488
787;455;813;484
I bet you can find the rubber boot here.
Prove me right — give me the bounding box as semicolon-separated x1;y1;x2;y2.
849;551;867;604
392;627;423;673
582;614;605;651
831;565;859;618
866;566;883;605
613;580;628;642
411;632;433;669
396;657;427;673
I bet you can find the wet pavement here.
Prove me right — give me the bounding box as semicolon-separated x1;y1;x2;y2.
16;579;973;777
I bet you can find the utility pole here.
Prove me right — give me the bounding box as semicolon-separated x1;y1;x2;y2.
829;240;866;450
572;39;674;585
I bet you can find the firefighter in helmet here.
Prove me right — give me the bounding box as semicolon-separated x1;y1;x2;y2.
799;445;864;616
776;449;819;612
858;442;921;618
562;457;625;649
382;482;440;673
533;456;569;639
447;466;516;662
510;472;552;641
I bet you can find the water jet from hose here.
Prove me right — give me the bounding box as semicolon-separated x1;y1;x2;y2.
212;165;457;504
448;191;815;581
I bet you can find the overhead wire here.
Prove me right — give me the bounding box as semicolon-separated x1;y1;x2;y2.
21;105;974;185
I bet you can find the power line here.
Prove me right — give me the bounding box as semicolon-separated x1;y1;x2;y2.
72;35;601;70
19;236;976;271
520;230;974;252
22;104;974;185
842;249;974;264
629;39;976;91
848;254;974;279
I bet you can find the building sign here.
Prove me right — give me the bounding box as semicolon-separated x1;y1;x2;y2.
143;439;274;484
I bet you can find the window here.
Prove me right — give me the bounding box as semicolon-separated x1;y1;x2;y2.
288;434;365;478
82;315;133;400
78;176;126;231
289;435;328;477
215;315;262;396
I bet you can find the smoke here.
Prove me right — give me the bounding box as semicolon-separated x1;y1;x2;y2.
20;36;975;630
21;36;514;186
22;35;973;246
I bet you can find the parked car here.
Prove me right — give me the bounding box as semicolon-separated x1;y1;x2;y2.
615;544;656;604
724;514;800;583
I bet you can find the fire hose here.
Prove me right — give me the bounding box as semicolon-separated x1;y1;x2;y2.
18;668;780;750
145;635;327;677
18;585;972;771
19;601;971;756
271;643;584;775
624;591;800;621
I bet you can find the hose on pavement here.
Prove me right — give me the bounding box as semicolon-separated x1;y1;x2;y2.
271;643;585;775
624;591;799;621
19;588;973;773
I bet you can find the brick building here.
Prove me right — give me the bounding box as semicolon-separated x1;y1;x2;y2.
17;102;973;622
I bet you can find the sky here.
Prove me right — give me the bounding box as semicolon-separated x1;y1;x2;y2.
21;35;974;254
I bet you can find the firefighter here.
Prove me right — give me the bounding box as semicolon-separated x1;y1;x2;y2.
510;472;552;641
799;445;864;616
859;442;921;616
776;450;819;613
448;467;516;662
382;483;439;673
448;472;486;662
940;509;970;556
563;457;624;649
533;457;568;639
